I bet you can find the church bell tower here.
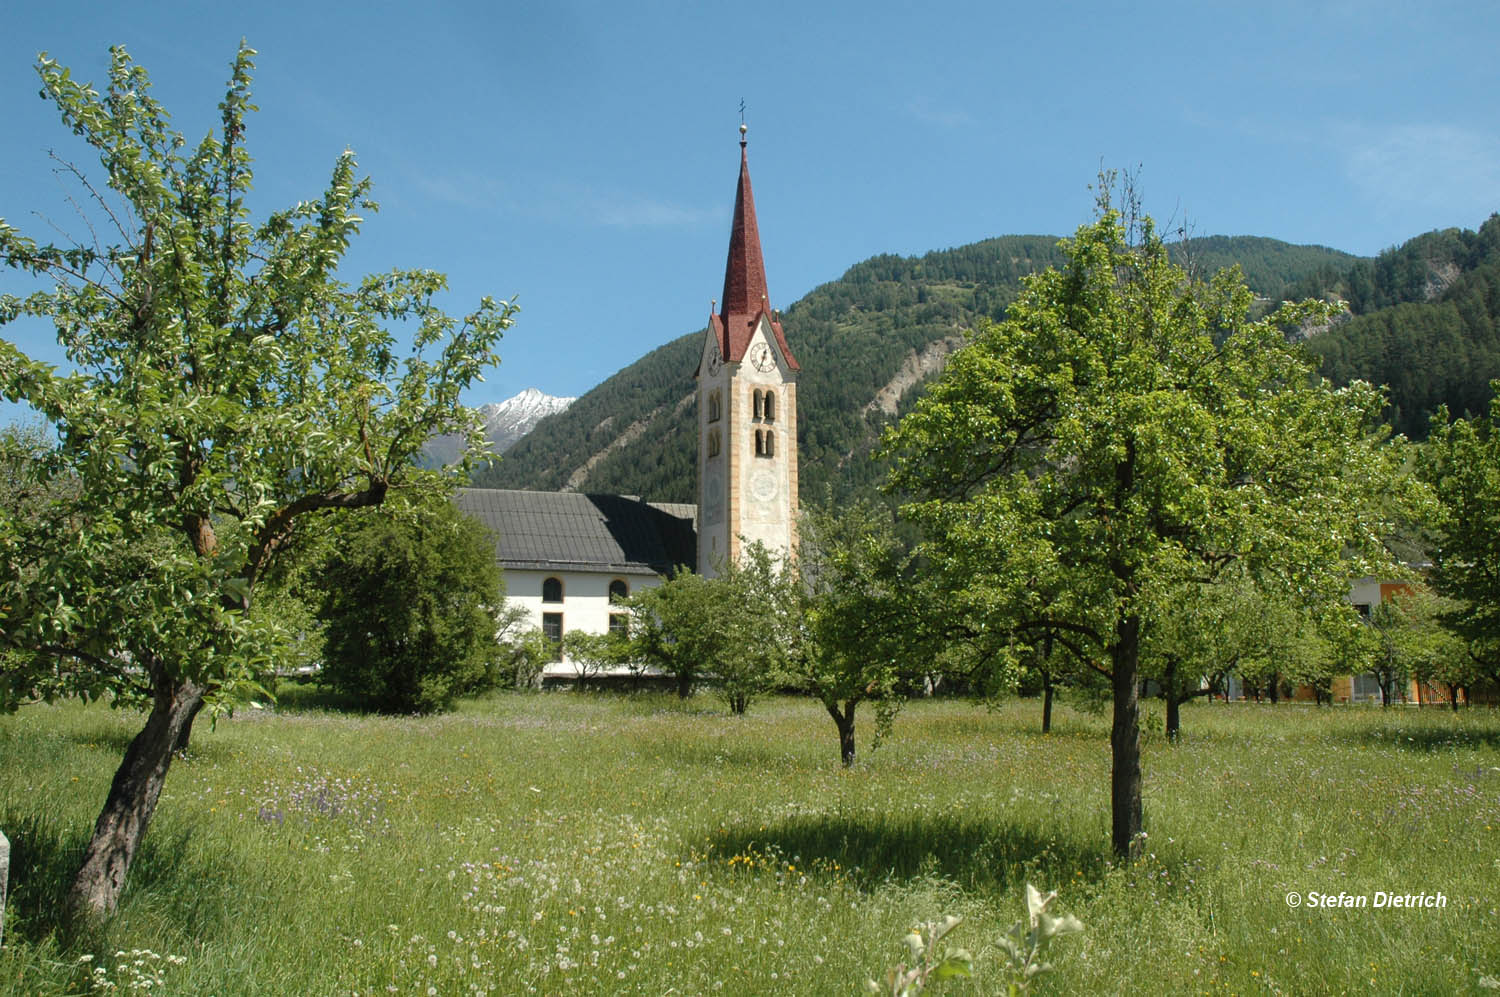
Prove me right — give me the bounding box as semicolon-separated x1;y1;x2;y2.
697;124;799;577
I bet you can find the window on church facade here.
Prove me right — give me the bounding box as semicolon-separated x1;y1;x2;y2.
609;579;629;603
609;613;629;637
763;390;775;421
542;612;563;659
708;428;721;458
542;577;563;603
755;429;775;458
752;389;763;420
708;389;721;423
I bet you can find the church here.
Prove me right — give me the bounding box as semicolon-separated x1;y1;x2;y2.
455;124;798;667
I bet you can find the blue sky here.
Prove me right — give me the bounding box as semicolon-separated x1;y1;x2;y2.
3;0;1498;416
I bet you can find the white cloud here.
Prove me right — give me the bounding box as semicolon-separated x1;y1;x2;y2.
594;195;713;228
407;171;711;229
412;171;507;214
903;97;973;130
1340;121;1500;216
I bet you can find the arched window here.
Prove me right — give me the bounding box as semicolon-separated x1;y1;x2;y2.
752;388;763;420
542;577;564;603
764;429;775;457
763;390;776;422
708;428;721;458
609;579;629;603
708;389;721;423
755;429;774;458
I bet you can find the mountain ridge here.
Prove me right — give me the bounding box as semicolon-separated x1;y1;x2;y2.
423;387;577;467
474;218;1500;502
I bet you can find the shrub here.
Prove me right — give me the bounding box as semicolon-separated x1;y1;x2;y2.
318;500;503;712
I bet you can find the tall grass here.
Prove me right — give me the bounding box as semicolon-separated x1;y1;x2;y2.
1;693;1497;994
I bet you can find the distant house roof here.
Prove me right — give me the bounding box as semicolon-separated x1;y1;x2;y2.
454;488;697;576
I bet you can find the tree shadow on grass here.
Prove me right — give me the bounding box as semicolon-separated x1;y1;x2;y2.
1340;721;1500;753
270;678;374;714
56;724;235;768
0;803;239;951
0;808;88;945
706;811;1108;896
56;724;140;755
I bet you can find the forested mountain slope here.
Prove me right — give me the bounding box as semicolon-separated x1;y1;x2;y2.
474;233;1364;503
1303;215;1500;437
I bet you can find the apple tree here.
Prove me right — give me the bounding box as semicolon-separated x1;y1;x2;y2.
883;198;1402;858
0;45;514;916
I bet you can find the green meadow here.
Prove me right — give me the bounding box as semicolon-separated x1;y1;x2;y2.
2;693;1498;995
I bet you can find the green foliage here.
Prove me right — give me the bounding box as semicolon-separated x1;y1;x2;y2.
624;543;794;712
0;42;513;700
1423;382;1500;689
865;914;972;996
796;498;928;763
622;569;717;697
1142;573;1302;733
882;195;1404;855
318;500;504;713
1308;216;1500;438
560;629;631;684
1167;235;1360;304
1379;586;1472;706
0;422;76;708
1362;599;1417;707
478;233;1356;506
0;43;512;913
484;199;1498;503
995;885;1086;995
495;621;552;690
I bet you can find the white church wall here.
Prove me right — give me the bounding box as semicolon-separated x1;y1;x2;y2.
505;569;662;668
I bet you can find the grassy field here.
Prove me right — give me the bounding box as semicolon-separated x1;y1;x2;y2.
1;691;1498;995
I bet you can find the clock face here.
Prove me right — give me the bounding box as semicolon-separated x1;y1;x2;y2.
706;346;721;377
750;343;775;372
750;468;777;502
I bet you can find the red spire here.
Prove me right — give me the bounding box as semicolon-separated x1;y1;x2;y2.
711;127;798;370
720;138;769;323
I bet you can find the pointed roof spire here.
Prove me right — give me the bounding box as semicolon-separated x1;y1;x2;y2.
711;123;799;370
720;125;769;326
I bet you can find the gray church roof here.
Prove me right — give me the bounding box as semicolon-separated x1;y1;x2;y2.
454;488;697;576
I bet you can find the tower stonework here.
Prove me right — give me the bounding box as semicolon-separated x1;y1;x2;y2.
697;128;799;578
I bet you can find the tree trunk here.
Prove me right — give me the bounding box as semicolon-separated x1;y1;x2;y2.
826;701;857;767
68;673;205;919
1161;658;1180;742
172;697;205;754
1040;635;1055;734
1110;614;1143;860
1041;672;1054;734
676;671;692;699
